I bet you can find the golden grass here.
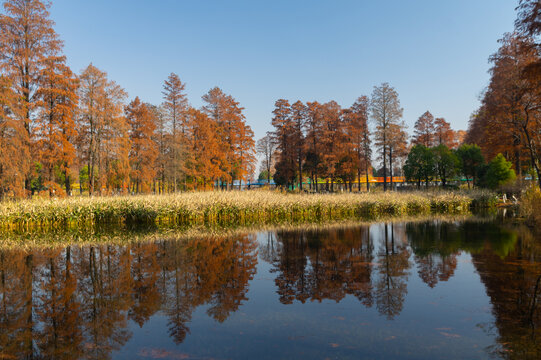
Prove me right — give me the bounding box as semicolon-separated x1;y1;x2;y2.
520;186;541;225
0;190;498;232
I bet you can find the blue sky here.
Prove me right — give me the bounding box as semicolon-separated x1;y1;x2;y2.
49;0;517;139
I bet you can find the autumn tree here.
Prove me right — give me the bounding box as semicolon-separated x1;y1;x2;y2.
162;73;188;191
290;100;306;190
126;97;158;193
34;55;78;195
148;104;167;193
454;130;467;147
0;0;63;190
413;111;435;147
347;96;372;191
304;101;324;191
77;64;129;195
271;99;296;188
0;75;28;197
338;107;360;191
434;117;456;148
320;101;343;191
371;83;403;191
185;107;224;189
468;33;541;185
516;0;541;32
202;87;255;189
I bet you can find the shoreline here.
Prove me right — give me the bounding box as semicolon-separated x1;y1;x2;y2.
0;190;498;233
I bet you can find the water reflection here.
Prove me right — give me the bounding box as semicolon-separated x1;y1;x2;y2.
0;220;540;359
471;226;541;359
0;236;257;359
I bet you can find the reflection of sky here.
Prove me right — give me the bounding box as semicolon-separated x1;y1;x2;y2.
115;223;497;360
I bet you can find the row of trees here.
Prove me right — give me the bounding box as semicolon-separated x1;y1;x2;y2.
467;0;541;190
265;83;464;191
0;0;255;197
404;143;516;189
266;97;373;192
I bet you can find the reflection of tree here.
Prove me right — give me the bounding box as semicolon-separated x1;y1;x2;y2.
271;230;310;304
129;242;161;327
407;221;459;288
0;251;40;358
0;234;257;359
375;223;411;319
77;245;133;360
471;225;541;359
161;235;258;342
268;226;375;307
36;247;84;359
407;220;519;288
415;254;457;288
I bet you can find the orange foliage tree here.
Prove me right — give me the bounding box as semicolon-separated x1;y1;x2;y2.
162;73;188;191
0;75;28;197
126;97;158;193
77;64;129;195
467;33;541;185
0;0;65;194
203;87;255;189
434;117;456;148
34;55;78;196
412;111;435;147
185;108;225;189
346;96;372;191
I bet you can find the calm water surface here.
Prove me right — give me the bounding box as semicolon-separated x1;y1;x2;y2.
1;219;541;359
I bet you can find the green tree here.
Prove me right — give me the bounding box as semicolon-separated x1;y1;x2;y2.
481;153;516;189
456;144;485;188
404;145;435;189
432;145;459;188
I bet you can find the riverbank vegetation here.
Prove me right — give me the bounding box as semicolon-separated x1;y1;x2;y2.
0;191;496;231
521;187;541;225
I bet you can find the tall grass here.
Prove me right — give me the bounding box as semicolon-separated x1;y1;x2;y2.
0;190;497;231
520;187;541;225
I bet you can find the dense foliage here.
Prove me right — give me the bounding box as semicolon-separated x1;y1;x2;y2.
0;0;256;198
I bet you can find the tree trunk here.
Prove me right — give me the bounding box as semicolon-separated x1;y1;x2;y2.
298;155;303;191
65;169;71;196
389;147;394;191
383;144;387;192
521;122;541;190
365;160;370;192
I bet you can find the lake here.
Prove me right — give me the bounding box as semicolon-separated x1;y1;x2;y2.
0;217;540;359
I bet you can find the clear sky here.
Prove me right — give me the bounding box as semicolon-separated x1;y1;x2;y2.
49;0;518;139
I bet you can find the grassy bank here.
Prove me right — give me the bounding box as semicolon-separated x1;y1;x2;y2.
520;187;541;225
0;190;497;231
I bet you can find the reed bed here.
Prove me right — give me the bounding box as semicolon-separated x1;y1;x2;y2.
0;190;497;232
520;186;541;225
